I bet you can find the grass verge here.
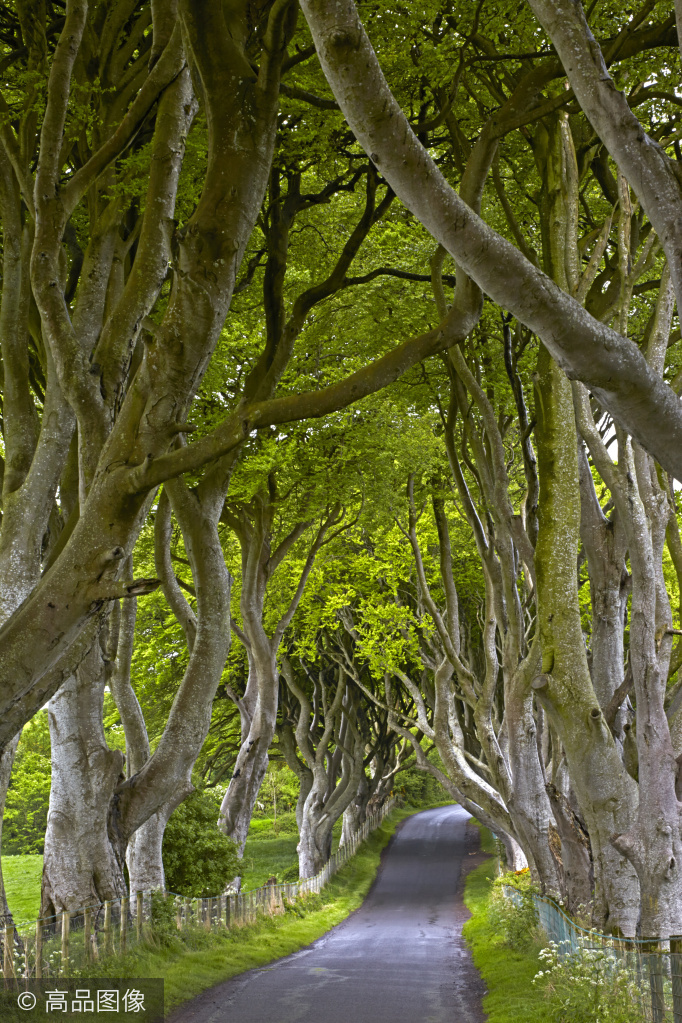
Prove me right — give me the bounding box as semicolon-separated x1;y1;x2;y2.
1;854;42;925
82;803;432;1015
462;857;548;1023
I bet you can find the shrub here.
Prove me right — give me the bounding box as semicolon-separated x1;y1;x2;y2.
162;789;239;898
148;890;180;946
533;937;647;1023
487;868;539;951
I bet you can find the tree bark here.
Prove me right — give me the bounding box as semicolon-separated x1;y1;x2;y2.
42;646;128;915
533;347;640;934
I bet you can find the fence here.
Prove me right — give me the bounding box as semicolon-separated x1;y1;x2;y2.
1;797;396;982
505;885;682;1023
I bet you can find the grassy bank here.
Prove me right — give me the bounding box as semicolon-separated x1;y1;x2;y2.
78;804;428;1015
1;853;42;925
462;837;646;1023
463;857;547;1023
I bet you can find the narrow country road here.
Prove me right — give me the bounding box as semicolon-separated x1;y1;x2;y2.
169;805;488;1023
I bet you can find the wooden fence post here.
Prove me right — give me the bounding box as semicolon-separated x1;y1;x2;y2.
61;911;69;974
204;898;212;932
136;892;143;943
120;897;128;953
35;919;42;979
225;895;231;929
104;902;112;955
84;906;92;961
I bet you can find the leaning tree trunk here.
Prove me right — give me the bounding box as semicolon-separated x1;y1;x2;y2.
340;775;370;847
297;732;366;879
297;786;334;879
506;684;564;898
608;443;682;938
42;647;127;915
219;648;280;855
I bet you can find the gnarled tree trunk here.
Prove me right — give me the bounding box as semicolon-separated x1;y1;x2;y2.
42;647;127;915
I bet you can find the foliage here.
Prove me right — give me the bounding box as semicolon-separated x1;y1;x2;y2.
532;939;645;1023
464;858;559;1023
162;790;239;898
149;890;179;945
464;858;647;1023
3;713;51;855
252;763;300;825
488;869;539;952
399;763;450;808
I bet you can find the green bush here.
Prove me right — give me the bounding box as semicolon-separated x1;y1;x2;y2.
149;890;180;946
488;868;539;952
280;863;300;882
533;938;646;1023
398;760;450;808
162;789;239;898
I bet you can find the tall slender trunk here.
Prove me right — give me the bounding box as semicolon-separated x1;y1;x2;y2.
219;649;279;854
533;348;639;934
126;810;172;894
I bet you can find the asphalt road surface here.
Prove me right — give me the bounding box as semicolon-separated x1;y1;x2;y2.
169;804;487;1023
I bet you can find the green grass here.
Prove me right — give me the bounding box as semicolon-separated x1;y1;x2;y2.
239;834;299;889
240;813;345;889
81;804;428;1014
462;854;548;1023
1;853;42;925
1;814;307;922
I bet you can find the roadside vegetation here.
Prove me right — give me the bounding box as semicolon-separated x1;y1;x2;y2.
464;834;647;1023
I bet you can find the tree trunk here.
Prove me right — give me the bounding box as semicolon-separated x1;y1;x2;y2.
505;681;563;898
546;782;594;917
608;444;681;937
126;809;171;894
577;443;628;733
499;832;529;871
297;785;334;879
340;777;369;847
42;648;127;915
533;348;640;935
219;652;279;854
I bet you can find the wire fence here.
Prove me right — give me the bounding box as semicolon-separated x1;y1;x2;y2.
1;797;396;982
504;886;682;1023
